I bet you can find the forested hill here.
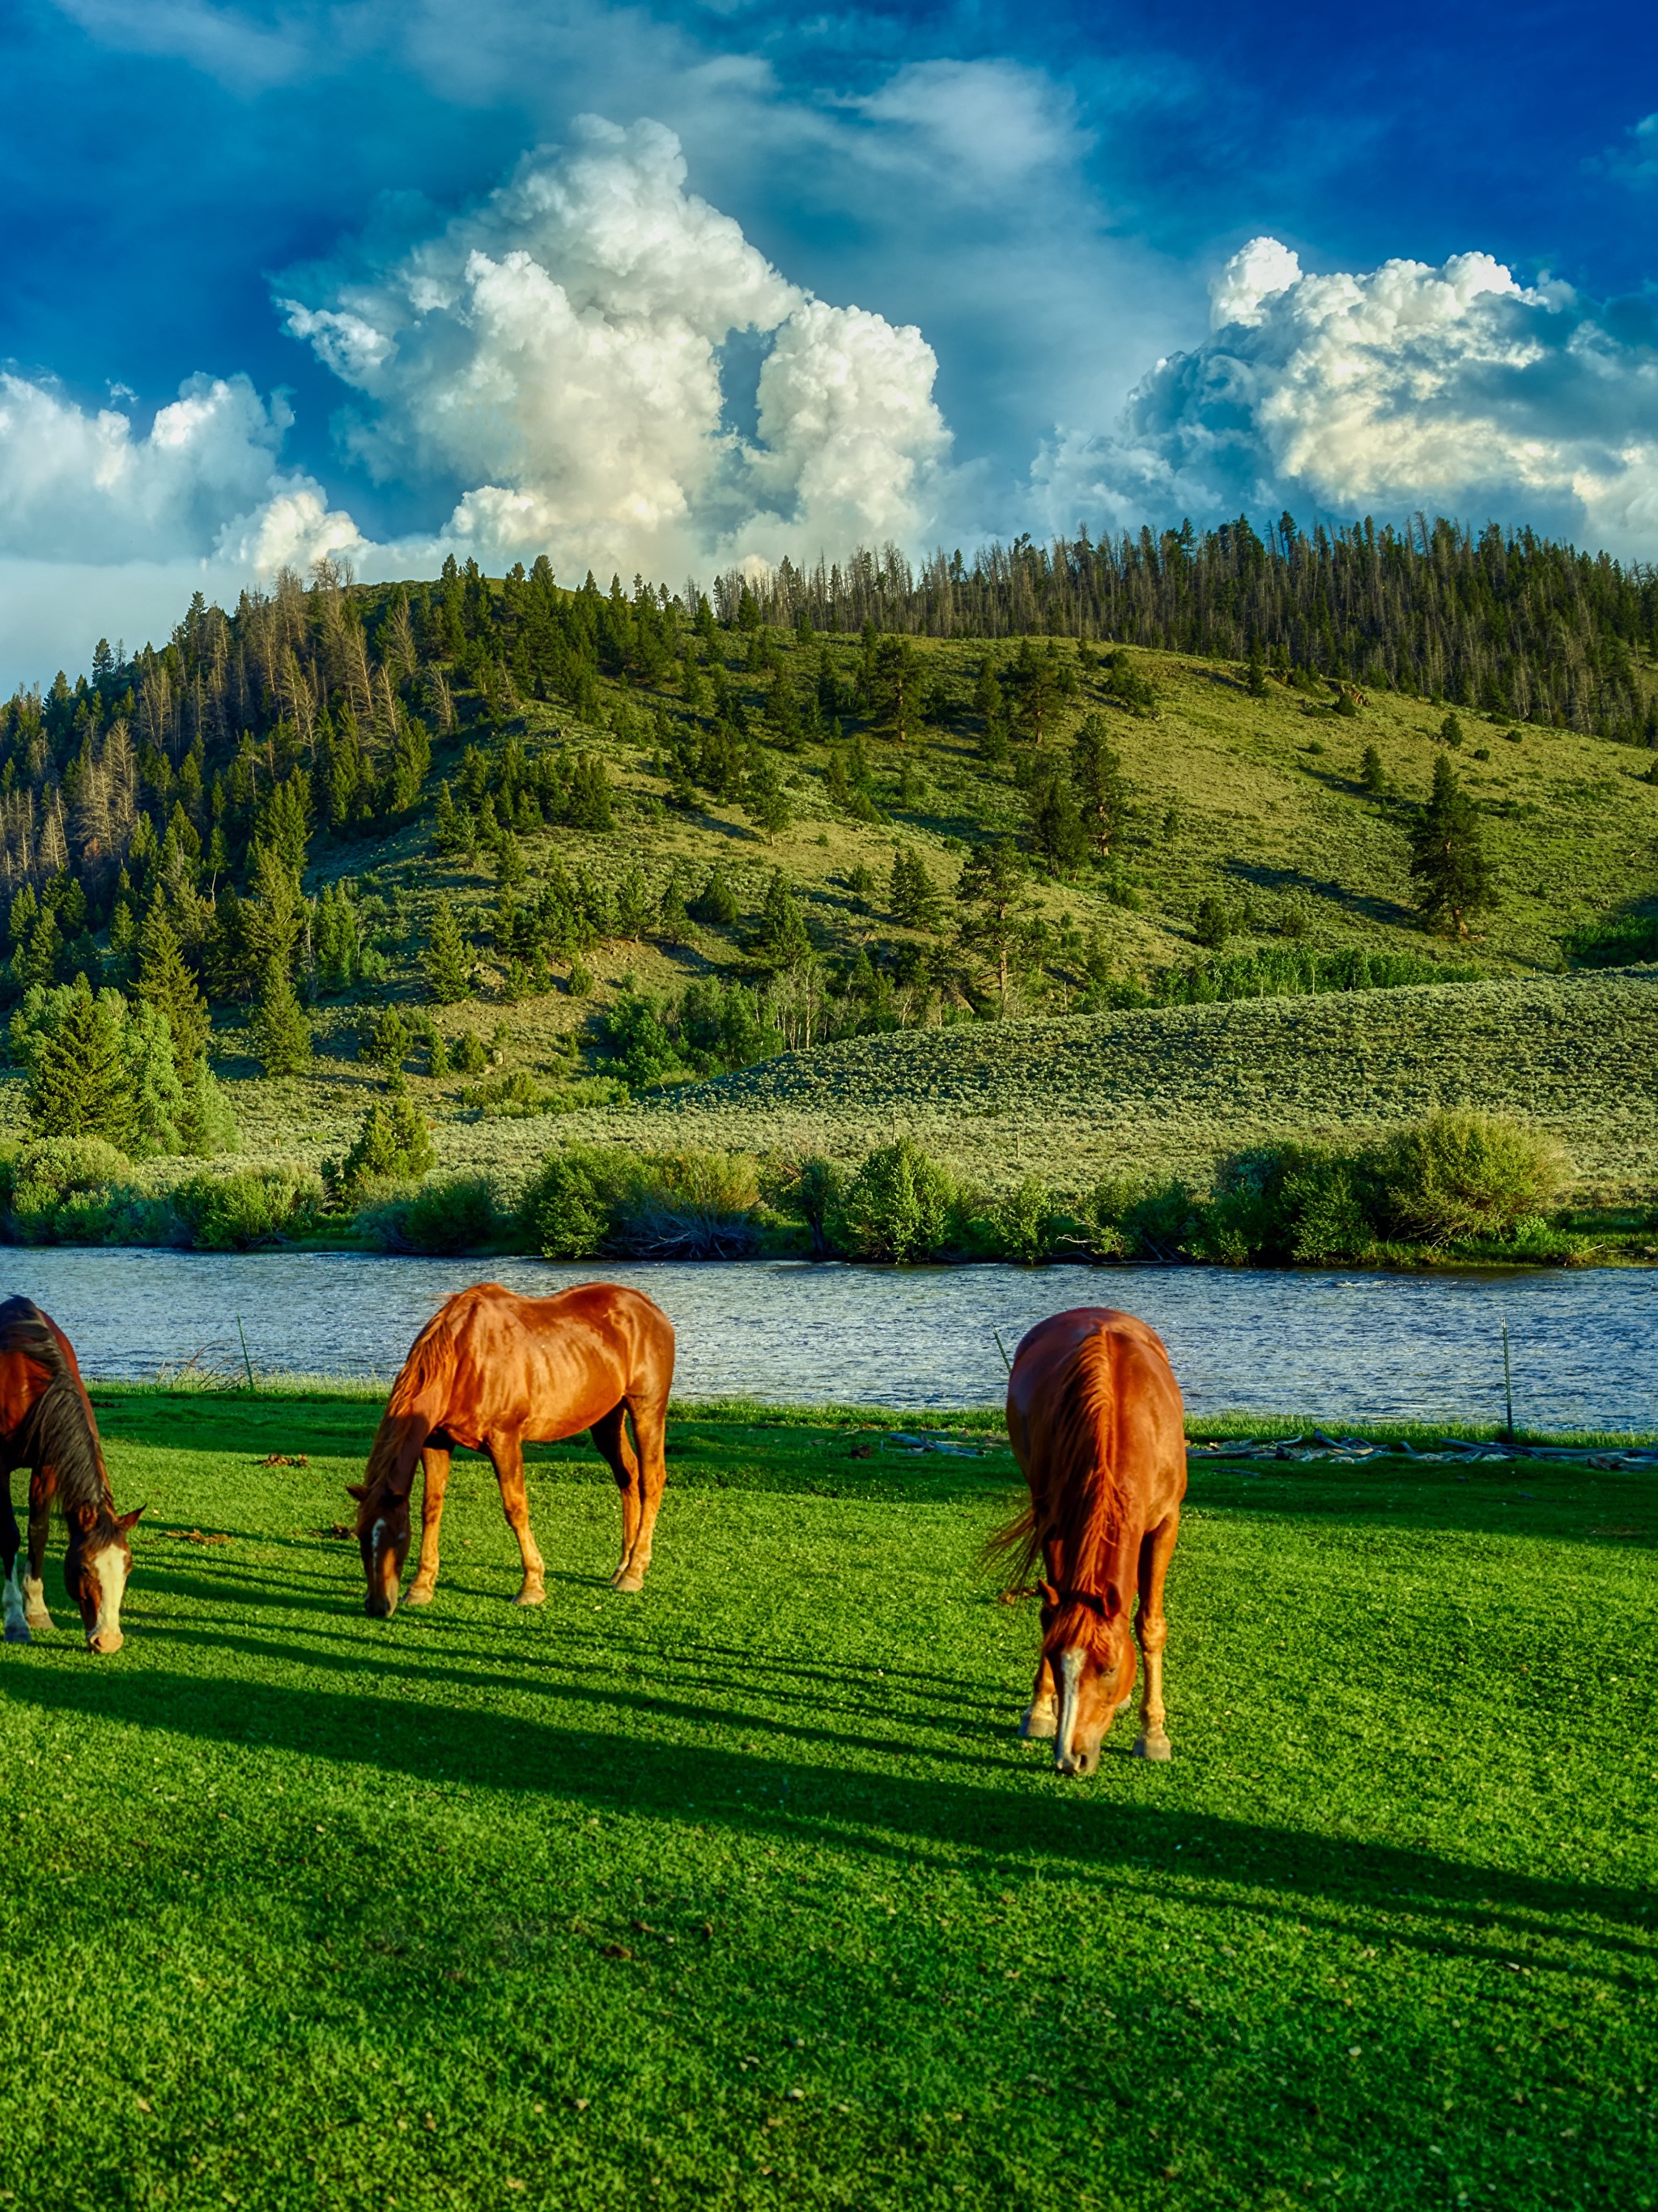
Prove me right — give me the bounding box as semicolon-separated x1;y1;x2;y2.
2;513;1657;1125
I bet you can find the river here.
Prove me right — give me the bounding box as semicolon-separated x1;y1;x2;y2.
3;1249;1655;1431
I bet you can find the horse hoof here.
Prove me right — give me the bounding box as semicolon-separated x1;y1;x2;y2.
4;1621;29;1644
610;1572;644;1594
1131;1732;1171;1763
403;1584;436;1608
1019;1707;1056;1740
25;1615;52;1636
512;1585;546;1608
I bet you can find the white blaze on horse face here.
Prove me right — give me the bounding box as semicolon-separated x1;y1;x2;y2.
87;1546;127;1651
1055;1645;1086;1770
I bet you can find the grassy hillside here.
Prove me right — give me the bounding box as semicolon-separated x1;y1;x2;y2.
10;580;1658;1218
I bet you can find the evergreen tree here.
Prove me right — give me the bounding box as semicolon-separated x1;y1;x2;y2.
1027;772;1091;876
743;752;792;843
25;976;133;1143
137;901;210;1070
889;845;941;929
1069;717;1131;857
250;955;312;1076
691;867;740;927
1358;743;1389;796
1246;644;1268;696
869;637;925;743
752;872;813;970
424;895;472;1004
1410;756;1494;937
957;840;1040;1011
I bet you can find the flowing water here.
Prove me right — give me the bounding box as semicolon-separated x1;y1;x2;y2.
4;1247;1656;1430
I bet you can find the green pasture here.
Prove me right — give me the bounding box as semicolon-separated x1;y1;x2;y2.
2;1389;1654;2210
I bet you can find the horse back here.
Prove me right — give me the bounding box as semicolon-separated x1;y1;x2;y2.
1005;1308;1185;1580
387;1280;675;1452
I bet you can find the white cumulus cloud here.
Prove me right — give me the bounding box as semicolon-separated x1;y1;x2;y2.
279;116;950;576
1036;236;1658;556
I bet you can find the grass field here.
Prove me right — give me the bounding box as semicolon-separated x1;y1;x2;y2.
2;1389;1653;2210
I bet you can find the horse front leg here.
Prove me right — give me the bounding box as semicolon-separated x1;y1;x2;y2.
1131;1509;1180;1762
2;1474;28;1644
1020;1653;1057;1738
487;1435;545;1607
403;1446;451;1606
590;1406;645;1592
23;1474;53;1634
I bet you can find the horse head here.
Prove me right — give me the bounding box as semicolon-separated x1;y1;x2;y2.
1039;1581;1133;1777
348;1475;410;1619
65;1502;144;1654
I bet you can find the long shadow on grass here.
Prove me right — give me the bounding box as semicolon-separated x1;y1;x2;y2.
7;1659;1652;1986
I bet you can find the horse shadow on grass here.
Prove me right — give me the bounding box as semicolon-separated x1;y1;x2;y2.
7;1657;1653;1992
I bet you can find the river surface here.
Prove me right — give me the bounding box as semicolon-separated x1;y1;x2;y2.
3;1248;1655;1430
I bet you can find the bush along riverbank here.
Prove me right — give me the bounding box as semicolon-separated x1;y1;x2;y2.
2;1104;1646;1266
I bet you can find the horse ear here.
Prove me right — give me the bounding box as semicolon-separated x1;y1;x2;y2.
345;1482;368;1502
117;1504;147;1531
1103;1584;1124;1619
1077;1590;1108;1619
1037;1580;1060;1609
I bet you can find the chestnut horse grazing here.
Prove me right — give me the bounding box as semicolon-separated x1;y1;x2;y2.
0;1297;143;1654
990;1307;1187;1774
349;1282;675;1619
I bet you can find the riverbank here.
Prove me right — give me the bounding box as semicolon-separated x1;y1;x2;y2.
3;1392;1651;2212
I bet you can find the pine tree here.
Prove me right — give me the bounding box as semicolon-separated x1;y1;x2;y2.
1070;717;1130;857
137;901;210;1070
1409;756;1493;937
889;846;940;929
869;637;925;743
753;872;813;970
743;753;791;843
1027;772;1090;877
26;976;133;1143
250;955;312;1076
1246;644;1268;696
1358;744;1389;796
957;840;1039;1011
424;895;472;1004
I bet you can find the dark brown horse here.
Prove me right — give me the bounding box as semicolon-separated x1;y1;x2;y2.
349;1281;675;1619
0;1297;143;1654
989;1306;1187;1774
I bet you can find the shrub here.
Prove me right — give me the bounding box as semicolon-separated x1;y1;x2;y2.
331;1097;437;1202
990;1175;1059;1264
169;1164;324;1251
5;1137;155;1245
1378;1110;1566;1245
831;1138;954;1264
518;1145;636;1259
359;1175;498;1255
611;1148;762;1260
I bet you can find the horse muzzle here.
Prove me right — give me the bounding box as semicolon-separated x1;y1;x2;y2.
87;1627;124;1656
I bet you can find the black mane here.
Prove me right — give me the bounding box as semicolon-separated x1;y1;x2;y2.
0;1296;110;1516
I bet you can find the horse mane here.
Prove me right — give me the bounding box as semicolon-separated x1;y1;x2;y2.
0;1295;110;1517
363;1304;462;1495
984;1331;1122;1593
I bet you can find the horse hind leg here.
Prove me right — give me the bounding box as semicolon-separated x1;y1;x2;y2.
403;1447;452;1607
615;1393;670;1593
590;1406;647;1593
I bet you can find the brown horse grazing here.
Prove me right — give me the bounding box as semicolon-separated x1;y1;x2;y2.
0;1297;143;1654
349;1281;675;1619
989;1306;1187;1775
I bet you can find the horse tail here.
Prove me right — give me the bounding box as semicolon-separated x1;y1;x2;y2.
980;1495;1042;1588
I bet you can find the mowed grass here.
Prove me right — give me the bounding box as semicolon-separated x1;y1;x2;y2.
2;1390;1654;2212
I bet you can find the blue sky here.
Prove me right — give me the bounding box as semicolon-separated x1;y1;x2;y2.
2;0;1655;680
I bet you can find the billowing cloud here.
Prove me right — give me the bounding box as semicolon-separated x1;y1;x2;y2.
279;117;950;576
0;371;311;564
1035;237;1658;556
